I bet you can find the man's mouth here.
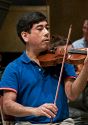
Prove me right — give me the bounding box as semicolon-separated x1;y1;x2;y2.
43;39;50;43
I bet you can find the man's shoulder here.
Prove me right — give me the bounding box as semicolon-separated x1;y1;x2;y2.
5;53;23;71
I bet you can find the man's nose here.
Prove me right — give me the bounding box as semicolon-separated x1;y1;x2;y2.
44;28;50;36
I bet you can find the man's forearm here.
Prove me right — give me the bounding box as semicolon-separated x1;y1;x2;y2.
72;65;88;98
3;100;34;117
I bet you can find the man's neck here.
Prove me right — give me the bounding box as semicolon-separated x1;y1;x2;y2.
26;50;40;66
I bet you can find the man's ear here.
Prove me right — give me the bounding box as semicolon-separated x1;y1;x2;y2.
21;31;29;43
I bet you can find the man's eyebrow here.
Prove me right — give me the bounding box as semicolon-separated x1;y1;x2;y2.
36;24;49;28
36;25;43;28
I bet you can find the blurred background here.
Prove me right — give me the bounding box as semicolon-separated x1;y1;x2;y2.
0;0;88;52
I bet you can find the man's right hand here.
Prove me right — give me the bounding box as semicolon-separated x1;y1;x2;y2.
32;103;58;118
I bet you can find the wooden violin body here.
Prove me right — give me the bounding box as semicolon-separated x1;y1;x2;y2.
38;48;87;67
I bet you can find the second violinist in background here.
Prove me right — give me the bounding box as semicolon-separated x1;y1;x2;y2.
72;19;88;48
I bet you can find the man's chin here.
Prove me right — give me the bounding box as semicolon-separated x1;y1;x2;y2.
39;47;49;54
42;46;50;52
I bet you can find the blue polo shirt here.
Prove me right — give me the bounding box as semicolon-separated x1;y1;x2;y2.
0;51;76;123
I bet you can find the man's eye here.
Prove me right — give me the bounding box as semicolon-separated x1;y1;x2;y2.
37;28;43;31
46;27;50;30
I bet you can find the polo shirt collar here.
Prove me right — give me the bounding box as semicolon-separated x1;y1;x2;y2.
21;51;31;63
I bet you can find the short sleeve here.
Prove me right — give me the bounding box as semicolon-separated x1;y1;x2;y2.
0;62;18;93
63;63;76;79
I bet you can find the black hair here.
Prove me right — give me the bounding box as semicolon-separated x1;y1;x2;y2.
16;12;47;44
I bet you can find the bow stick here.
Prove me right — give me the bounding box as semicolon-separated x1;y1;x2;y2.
54;25;72;104
50;25;72;124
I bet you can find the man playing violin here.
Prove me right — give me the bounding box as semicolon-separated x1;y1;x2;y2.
0;12;88;125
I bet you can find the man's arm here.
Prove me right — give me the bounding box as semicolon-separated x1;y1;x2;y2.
3;91;58;118
65;63;88;101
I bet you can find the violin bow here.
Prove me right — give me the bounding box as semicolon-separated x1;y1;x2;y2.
50;25;72;124
54;25;72;104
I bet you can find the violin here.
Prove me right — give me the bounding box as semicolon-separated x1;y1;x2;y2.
38;47;87;67
38;25;86;67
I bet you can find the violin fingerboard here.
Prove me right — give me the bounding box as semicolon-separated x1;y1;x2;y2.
68;49;87;55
